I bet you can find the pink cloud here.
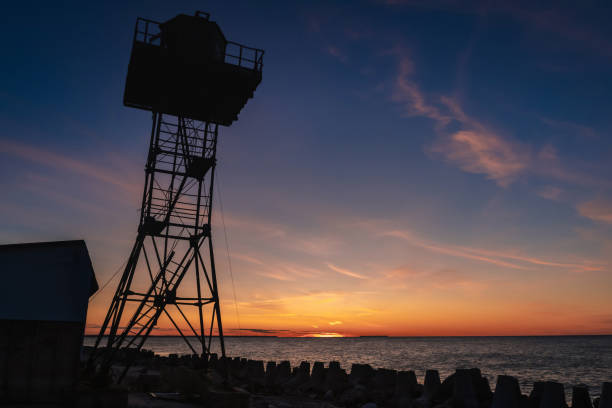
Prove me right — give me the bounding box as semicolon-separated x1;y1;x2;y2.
326;45;348;62
0;139;139;194
327;263;369;279
382;230;528;269
381;229;604;272
431;129;528;186
578;199;612;225
391;52;451;126
537;186;563;201
388;52;529;186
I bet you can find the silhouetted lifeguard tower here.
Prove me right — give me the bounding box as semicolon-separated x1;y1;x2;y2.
90;11;263;380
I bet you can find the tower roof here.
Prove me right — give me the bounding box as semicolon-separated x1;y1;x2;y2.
0;240;98;324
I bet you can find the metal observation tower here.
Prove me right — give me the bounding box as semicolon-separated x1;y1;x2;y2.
91;11;263;376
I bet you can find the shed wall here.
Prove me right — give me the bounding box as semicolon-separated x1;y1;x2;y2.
0;319;83;404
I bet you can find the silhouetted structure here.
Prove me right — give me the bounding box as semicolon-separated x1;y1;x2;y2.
90;11;263;381
0;240;98;404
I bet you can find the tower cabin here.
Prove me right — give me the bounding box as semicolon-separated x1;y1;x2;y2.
123;12;263;126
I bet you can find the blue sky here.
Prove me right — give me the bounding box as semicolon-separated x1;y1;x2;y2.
1;0;611;335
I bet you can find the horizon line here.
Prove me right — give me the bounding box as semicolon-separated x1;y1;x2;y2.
84;333;612;338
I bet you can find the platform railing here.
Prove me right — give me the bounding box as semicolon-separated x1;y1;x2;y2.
132;17;264;72
134;18;162;45
225;41;265;72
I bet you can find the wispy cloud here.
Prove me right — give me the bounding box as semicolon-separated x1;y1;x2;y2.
577;199;612;225
382;230;528;270
381;229;603;272
431;129;528;186
325;45;348;63
537;185;563;201
326;263;369;279
391;49;451;126
0;139;139;194
388;51;529;186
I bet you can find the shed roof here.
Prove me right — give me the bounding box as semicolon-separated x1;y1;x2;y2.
0;240;98;323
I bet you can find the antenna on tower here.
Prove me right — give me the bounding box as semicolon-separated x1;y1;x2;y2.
88;11;263;382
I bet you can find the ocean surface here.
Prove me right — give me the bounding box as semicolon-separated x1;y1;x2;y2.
84;335;612;398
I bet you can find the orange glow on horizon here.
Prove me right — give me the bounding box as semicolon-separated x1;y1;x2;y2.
305;332;345;338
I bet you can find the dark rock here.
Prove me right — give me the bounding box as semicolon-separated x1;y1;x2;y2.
76;387;128;408
206;389;250;408
134;372;161;392
339;384;368;406
601;383;612;408
539;381;566;408
492;375;522;408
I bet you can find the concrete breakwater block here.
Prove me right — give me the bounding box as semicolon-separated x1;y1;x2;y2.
572;385;593;408
454;369;480;408
396;370;419;397
424;369;441;399
600;383;612;408
276;361;291;385
529;382;546;408
265;361;277;387
208;353;218;369
539;381;566;408
247;360;265;379
373;368;398;396
350;363;375;385
230;357;241;377
492;375;522;408
311;361;326;389
296;361;311;383
325;361;349;394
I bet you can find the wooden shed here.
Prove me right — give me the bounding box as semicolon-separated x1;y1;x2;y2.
0;240;98;404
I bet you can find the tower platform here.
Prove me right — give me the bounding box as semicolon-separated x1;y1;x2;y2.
123;13;263;126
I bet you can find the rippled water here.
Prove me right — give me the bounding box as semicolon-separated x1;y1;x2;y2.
85;335;612;398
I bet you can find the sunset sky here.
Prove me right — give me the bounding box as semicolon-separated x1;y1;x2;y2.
1;1;612;337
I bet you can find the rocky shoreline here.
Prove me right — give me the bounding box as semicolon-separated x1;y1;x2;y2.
82;348;612;408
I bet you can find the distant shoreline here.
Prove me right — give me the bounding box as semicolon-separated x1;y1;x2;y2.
83;334;612;338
